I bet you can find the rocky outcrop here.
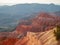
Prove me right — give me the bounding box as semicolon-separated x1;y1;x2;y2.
26;28;58;45
15;27;58;45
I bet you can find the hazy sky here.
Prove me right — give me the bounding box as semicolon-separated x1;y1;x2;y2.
0;0;60;5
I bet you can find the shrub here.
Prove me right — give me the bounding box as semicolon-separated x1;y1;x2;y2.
54;25;60;40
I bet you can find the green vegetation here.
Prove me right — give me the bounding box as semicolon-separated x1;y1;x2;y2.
54;25;60;40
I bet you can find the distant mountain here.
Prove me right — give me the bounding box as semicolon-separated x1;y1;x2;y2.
0;3;60;13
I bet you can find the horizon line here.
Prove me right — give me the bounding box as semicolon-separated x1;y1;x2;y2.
0;3;60;6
